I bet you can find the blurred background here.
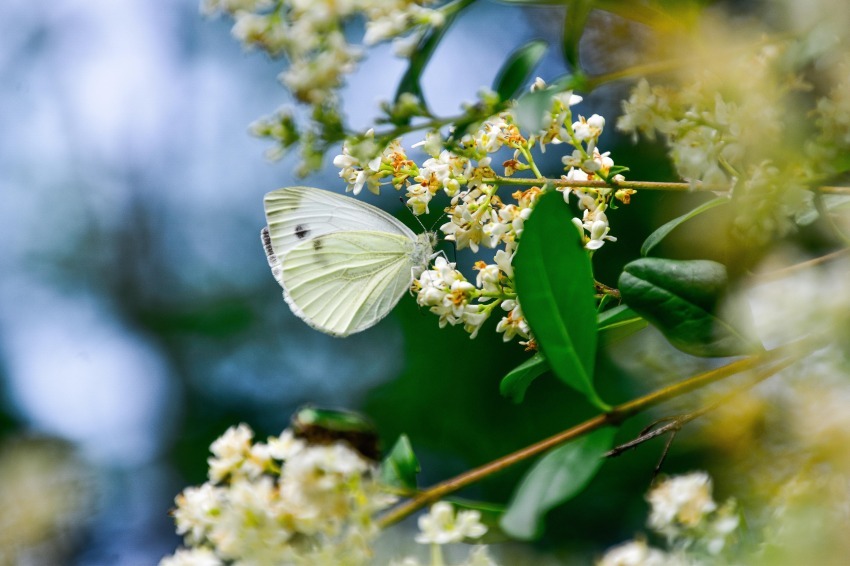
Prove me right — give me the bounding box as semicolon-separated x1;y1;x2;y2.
2;0;815;564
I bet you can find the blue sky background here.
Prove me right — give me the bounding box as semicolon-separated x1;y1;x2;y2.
0;1;574;562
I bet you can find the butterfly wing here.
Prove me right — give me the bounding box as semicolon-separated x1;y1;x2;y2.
280;230;417;337
263;186;415;259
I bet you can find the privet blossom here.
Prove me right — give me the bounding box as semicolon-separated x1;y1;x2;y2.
598;472;741;565
160;424;394;566
334;79;633;345
161;424;497;565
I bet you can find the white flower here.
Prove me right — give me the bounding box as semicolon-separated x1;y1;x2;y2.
334;130;386;195
392;31;424;58
165;423;389;565
475;263;501;293
461;305;489;339
495;300;530;342
209;476;292;562
440;188;499;252
647;472;717;538
267;429;305;461
415;502;487;545
597;540;671;566
413;131;444;159
363;12;408;45
584;211;617;250
405;183;433;215
174;484;226;545
208;424;253;483
530;76;547;92
465;545;499;566
159;547;222;566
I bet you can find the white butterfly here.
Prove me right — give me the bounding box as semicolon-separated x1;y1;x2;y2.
262;186;434;337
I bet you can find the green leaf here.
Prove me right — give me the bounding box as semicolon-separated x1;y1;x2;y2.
499;306;646;402
500;427;616;540
500;352;548;403
795;193;850;226
495;0;697;30
492;40;549;102
380;435;420;491
513;190;608;409
619;258;764;357
562;0;594;71
597;305;647;343
641;197;729;257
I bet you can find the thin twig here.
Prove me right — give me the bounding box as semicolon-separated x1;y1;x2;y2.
485;175;850;195
377;337;818;529
604;354;804;460
751;247;850;284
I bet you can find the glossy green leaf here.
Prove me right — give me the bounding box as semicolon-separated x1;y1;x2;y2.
500;427;616;540
597;304;647;343
500;306;646;402
500;352;548;403
380;435;420;491
513;190;608;409
619;258;764;357
641;197;729;257
562;0;594;70
493;40;549;102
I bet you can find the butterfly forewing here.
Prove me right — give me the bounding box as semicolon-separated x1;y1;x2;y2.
280;230;417;336
264;186;415;259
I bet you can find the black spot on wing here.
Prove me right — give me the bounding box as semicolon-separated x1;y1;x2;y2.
295;224;310;240
312;238;323;252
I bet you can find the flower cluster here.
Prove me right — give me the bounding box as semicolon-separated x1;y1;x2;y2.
392;502;495;566
160;423;393;566
598;472;740;566
413;253;531;345
615;24;850;246
332;80;630;343
204;0;445;173
0;438;92;565
203;0;443;105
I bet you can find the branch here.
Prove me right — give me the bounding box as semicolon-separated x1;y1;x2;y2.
486;175;850;195
377;336;820;528
604;353;803;459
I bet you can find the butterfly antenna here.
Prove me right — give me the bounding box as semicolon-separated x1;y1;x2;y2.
398;196;430;234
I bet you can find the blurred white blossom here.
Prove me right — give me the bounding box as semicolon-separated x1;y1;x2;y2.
415;501;487;544
161;423;393;565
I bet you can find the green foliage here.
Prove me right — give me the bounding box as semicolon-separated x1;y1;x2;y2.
500;352;548;403
380;435;420;491
492;40;549;102
597;305;648;343
562;0;594;71
500;427;617;540
619;258;763;357
641;197;729;256
500;307;646;403
514;190;608;409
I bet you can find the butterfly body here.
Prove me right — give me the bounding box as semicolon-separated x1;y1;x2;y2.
262;187;433;337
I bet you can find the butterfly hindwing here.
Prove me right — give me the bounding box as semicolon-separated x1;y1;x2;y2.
280;230;417;336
